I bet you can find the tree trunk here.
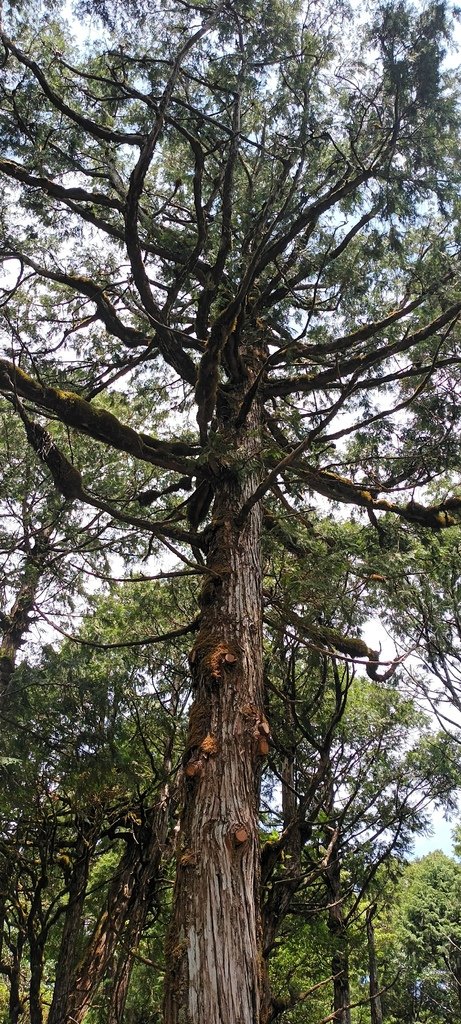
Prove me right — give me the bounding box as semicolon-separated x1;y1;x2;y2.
330;947;351;1024
0;530;51;708
8;934;25;1024
107;958;134;1024
107;910;147;1024
164;380;265;1024
325;843;351;1024
26;859;50;1024
63;792;170;1024
366;905;383;1024
455;954;461;1018
106;828;167;1024
47;833;93;1024
28;935;44;1024
0;860;11;967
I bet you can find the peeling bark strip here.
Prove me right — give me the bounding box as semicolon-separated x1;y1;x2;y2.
164;368;265;1024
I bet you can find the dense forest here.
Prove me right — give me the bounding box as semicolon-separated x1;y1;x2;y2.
1;0;461;1020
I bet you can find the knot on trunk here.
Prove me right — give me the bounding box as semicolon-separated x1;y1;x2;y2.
231;824;250;846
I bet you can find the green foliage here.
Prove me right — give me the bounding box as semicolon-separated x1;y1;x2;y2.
378;853;461;1023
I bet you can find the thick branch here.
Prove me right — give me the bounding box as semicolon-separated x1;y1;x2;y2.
0;360;198;474
2;250;150;349
0;158;124;211
123;15;217;386
1;34;144;145
264;298;461;398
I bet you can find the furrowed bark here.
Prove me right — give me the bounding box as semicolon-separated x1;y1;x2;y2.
164;358;266;1024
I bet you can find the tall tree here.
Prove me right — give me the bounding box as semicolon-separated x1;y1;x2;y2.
0;577;192;1023
378;852;461;1023
1;0;461;1020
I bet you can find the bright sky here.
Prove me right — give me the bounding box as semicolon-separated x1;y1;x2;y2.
412;807;456;859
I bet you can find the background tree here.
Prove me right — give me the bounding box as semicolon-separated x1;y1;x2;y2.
0;577;194;1024
376;852;461;1023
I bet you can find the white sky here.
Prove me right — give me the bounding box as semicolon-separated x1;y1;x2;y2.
412;806;456;858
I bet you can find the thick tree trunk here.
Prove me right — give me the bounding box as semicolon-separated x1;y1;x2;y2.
164;385;265;1024
366;905;383;1024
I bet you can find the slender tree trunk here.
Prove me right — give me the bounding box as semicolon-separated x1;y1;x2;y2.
64;793;170;1024
107;900;149;1024
260;707;305;1019
106;808;170;1024
164;377;266;1024
0;530;51;707
0;860;11;967
366;905;383;1024
28;935;44;1024
330;945;351;1024
8;934;25;1024
47;832;93;1024
325;829;351;1024
27;869;50;1024
456;956;461;1018
105;746;177;1024
107;958;134;1024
